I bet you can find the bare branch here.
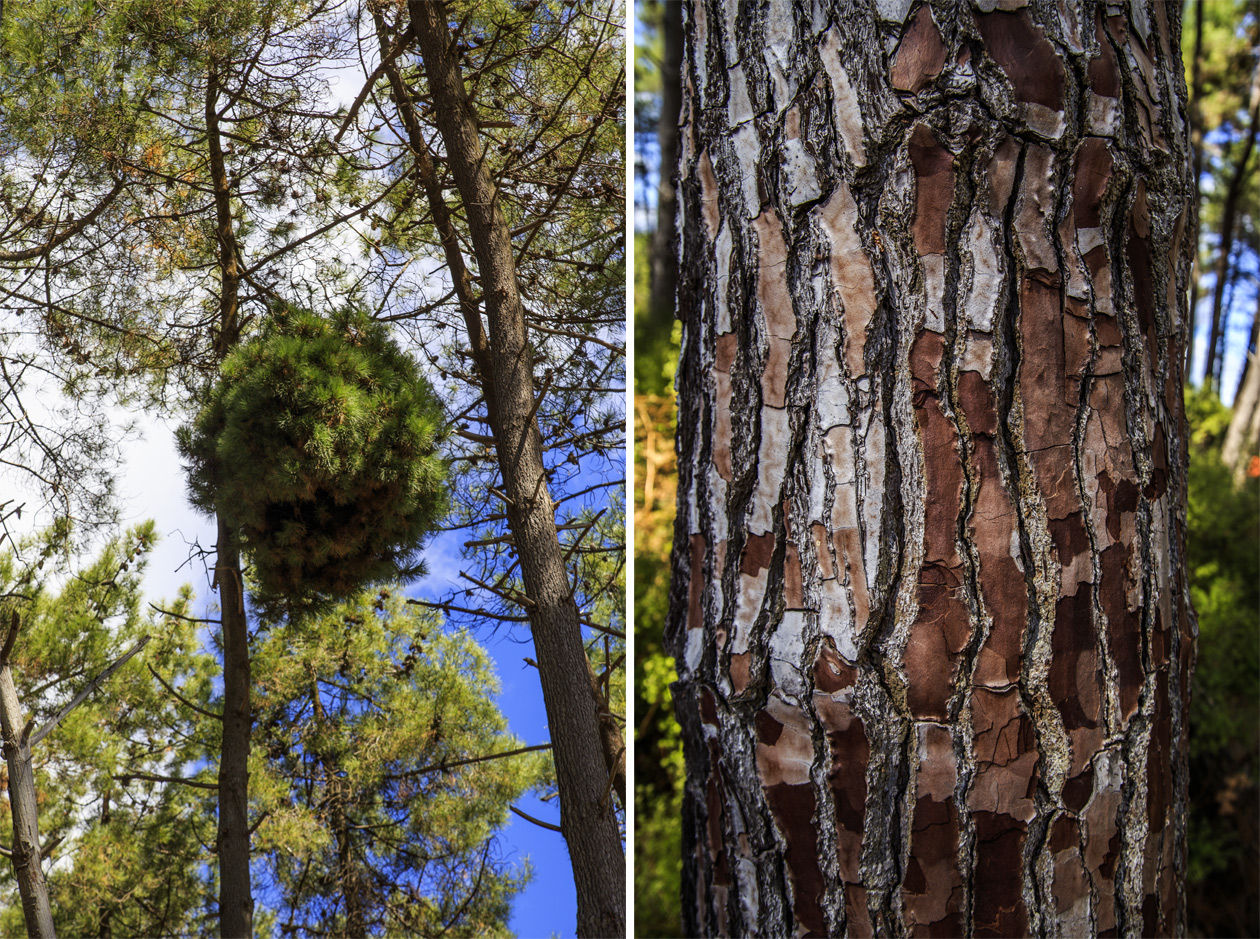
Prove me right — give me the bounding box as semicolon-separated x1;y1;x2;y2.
29;635;151;748
114;771;219;791
508;804;563;833
147;664;223;723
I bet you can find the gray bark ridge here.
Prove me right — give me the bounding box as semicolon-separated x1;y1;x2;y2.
408;3;626;937
668;1;1195;937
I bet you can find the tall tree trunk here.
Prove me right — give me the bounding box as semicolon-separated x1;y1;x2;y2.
648;0;683;332
408;3;626;936
0;615;55;939
1223;345;1260;486
667;2;1195;936
1186;0;1205;379
332;782;366;938
215;517;252;939
206;60;253;939
99;791;112;939
1203;73;1259;392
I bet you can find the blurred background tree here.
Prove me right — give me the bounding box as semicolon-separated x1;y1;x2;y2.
634;1;1257;936
632;3;684;935
1181;3;1260;936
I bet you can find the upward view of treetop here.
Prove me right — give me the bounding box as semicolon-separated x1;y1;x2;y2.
0;0;625;936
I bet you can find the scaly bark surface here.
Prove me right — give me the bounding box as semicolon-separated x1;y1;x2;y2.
667;1;1195;936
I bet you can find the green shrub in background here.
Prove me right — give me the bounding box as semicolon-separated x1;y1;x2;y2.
1184;386;1259;937
178;304;448;611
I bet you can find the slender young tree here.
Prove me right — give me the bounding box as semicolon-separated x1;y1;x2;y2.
668;2;1195;935
406;6;624;933
648;0;684;355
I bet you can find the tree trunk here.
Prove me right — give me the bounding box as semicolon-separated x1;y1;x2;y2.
648;0;683;332
1186;0;1204;379
408;3;626;936
0;616;55;939
205;57;253;939
667;2;1195;936
99;791;112;939
215;516;252;939
1203;73;1259;392
1223;347;1260;485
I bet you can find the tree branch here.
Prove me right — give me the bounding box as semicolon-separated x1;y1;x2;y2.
29;636;151;748
148;663;222;723
0;610;19;668
114;771;218;791
508;804;562;833
390;742;552;780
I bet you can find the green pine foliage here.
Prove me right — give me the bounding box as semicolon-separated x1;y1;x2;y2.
0;524;218;935
250;588;549;937
178;304;449;609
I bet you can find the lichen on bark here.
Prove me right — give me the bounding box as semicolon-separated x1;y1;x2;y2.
667;1;1195;936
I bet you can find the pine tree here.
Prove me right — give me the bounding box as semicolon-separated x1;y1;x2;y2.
0;525;217;936
359;4;628;931
251;588;547;937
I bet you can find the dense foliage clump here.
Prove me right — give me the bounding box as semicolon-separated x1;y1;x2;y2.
179;305;448;607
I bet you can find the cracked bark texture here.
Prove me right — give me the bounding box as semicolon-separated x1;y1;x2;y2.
666;1;1195;936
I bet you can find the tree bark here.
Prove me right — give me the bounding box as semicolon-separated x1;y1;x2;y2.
668;2;1195;936
206;55;253;939
1186;0;1204;379
215;516;252;939
0;616;55;939
408;3;626;936
1223;347;1260;485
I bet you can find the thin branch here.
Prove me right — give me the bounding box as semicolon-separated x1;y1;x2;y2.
390;742;552;780
0;177;127;263
579;617;625;641
248;811;269;836
148;603;221;625
29;635;151;748
148;664;222;722
459;570;535;609
405;597;530;622
114;771;218;791
509;804;563;833
599;745;625;810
